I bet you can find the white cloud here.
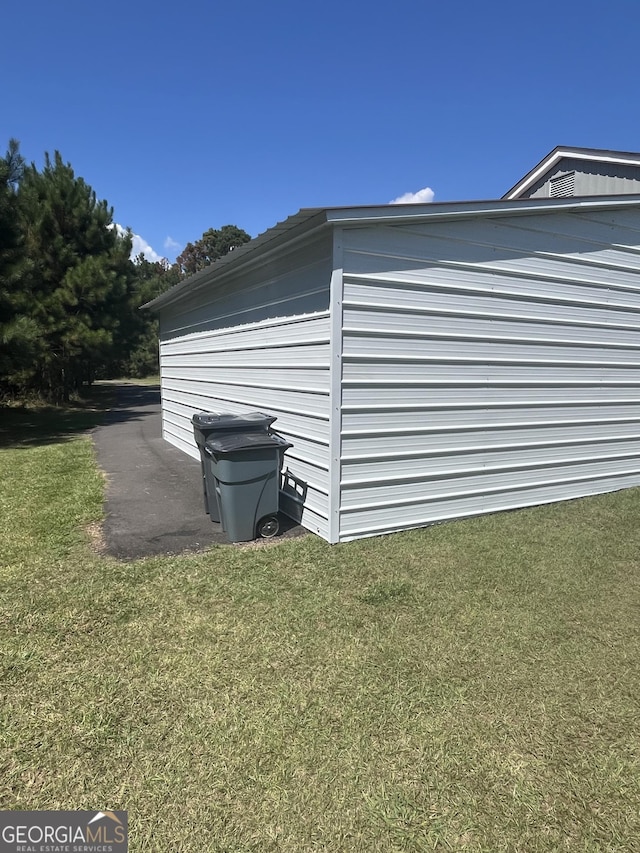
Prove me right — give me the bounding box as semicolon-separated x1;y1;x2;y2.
111;223;163;262
131;232;163;263
164;235;181;253
390;186;435;205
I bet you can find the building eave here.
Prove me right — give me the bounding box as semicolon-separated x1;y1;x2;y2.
142;207;329;312
325;193;640;224
143;193;640;312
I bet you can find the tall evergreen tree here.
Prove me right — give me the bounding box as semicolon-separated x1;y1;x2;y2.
108;255;181;378
17;152;134;400
0;139;41;396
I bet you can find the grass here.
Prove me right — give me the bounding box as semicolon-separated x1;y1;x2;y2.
0;387;114;449
99;375;161;386
1;398;639;851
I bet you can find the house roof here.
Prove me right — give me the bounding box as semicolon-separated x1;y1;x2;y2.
143;192;640;312
502;146;640;200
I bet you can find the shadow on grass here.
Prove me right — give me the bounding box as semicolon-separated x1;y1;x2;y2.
0;382;161;449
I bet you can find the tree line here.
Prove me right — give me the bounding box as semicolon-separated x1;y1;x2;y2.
0;140;250;402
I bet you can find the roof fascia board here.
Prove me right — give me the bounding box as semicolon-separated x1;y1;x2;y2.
504;147;640;200
325;194;640;225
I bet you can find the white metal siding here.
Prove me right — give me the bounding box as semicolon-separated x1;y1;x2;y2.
160;312;332;540
157;232;334;540
161;235;332;338
338;209;640;540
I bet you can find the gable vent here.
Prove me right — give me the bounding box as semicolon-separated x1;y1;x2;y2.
549;171;575;198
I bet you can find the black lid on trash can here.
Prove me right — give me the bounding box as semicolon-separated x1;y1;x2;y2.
205;431;292;455
192;411;277;430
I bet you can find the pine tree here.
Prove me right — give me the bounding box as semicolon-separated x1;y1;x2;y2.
17;152;134;400
108;255;181;378
0;139;41;397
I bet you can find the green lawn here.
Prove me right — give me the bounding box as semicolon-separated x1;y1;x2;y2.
1;400;639;851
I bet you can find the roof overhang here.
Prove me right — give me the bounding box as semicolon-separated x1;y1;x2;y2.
143;193;640;312
503;146;640;200
142;208;328;311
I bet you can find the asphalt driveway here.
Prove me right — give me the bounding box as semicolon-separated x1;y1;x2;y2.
91;383;301;560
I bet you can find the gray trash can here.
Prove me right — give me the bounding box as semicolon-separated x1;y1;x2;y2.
192;412;276;521
204;430;292;542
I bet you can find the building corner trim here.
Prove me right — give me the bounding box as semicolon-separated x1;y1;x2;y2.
327;228;344;544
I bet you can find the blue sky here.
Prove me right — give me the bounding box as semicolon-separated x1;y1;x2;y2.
4;0;640;262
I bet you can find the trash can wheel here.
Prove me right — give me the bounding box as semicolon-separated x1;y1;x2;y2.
257;514;280;538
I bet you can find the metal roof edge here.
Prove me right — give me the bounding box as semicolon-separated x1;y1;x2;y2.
323;193;640;224
142;207;328;311
503;146;640;200
143;193;640;312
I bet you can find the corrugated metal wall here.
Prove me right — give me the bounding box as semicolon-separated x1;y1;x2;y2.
160;234;332;338
338;207;640;540
524;159;640;198
158;233;334;540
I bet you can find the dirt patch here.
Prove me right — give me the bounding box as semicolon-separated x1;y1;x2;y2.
86;520;107;555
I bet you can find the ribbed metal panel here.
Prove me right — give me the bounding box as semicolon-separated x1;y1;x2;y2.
161;377;329;419
339;472;640;538
525;160;640;199
160;314;331;353
160;234;332;337
338;208;640;541
159;311;332;541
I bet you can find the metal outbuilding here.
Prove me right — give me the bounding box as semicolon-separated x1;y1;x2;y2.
145;148;640;543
